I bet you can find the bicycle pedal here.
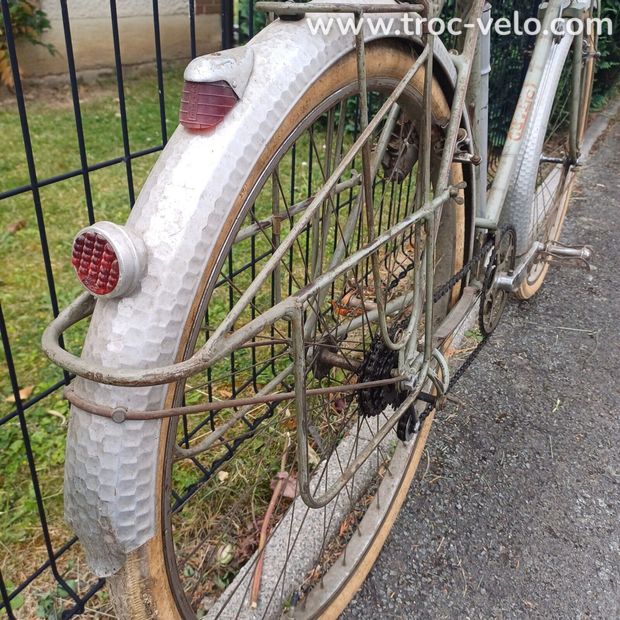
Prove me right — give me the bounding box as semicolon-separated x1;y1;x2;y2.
541;241;594;270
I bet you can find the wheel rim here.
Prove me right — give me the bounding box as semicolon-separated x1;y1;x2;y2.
160;60;465;619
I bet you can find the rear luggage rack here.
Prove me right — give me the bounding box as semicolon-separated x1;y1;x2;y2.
256;1;429;18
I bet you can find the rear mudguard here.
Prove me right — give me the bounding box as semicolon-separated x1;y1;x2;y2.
63;3;473;578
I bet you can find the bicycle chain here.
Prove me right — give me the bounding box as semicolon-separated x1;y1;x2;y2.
387;237;494;300
393;234;496;439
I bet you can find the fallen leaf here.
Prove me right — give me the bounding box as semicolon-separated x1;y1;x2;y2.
281;474;297;499
307;443;321;467
339;513;355;536
236;529;259;563
5;385;34;403
283;417;297;431
270;472;298;499
331;397;346;414
6;219;26;234
216;387;233;399
46;409;67;425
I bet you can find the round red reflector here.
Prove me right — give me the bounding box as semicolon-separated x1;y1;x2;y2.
72;231;120;296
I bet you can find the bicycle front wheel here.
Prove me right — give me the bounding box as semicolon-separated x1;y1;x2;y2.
101;41;469;619
501;12;596;300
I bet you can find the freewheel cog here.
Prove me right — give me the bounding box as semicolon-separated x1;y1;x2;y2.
357;323;406;417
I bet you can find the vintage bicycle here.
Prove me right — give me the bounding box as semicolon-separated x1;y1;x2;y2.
42;0;598;617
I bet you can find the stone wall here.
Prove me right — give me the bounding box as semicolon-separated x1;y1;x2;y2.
16;0;221;79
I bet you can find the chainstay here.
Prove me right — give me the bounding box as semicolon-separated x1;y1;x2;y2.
403;235;496;427
432;237;494;304
417;334;489;426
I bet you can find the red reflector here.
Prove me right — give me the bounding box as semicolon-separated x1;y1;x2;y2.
179;80;239;131
72;231;120;296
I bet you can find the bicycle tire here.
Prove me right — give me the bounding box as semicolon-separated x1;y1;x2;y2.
96;42;470;620
501;14;596;300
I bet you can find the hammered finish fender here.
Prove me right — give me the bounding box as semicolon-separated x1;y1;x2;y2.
500;34;573;255
63;1;460;578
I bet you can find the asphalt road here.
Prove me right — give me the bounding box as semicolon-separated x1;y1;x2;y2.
344;112;620;619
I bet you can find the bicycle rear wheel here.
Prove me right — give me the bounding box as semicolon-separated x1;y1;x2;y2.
502;14;596;299
105;41;469;619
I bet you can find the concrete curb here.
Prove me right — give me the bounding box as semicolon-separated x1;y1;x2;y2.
581;94;620;158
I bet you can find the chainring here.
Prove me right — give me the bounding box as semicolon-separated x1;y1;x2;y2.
479;227;516;336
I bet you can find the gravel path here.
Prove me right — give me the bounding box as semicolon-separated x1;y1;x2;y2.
344;112;620;619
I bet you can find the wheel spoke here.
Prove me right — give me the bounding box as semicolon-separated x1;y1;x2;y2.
165;71;459;618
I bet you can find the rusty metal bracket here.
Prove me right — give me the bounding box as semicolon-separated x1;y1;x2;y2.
64;375;405;422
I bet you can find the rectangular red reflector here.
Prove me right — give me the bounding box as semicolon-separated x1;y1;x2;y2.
179;80;239;131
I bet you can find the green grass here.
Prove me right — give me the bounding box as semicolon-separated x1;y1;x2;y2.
0;61;349;607
0;63;186;586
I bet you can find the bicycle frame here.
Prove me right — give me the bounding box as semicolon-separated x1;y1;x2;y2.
42;0;594;505
44;0;479;388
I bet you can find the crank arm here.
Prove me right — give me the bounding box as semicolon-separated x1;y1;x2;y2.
496;240;594;292
495;242;543;292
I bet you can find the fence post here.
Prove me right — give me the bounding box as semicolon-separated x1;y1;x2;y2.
221;0;235;49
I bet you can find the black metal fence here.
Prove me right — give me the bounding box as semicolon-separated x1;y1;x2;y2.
0;1;537;617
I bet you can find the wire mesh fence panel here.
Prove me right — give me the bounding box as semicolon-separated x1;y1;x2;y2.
0;1;229;617
442;0;540;152
0;1;547;618
485;1;541;163
235;0;540;160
